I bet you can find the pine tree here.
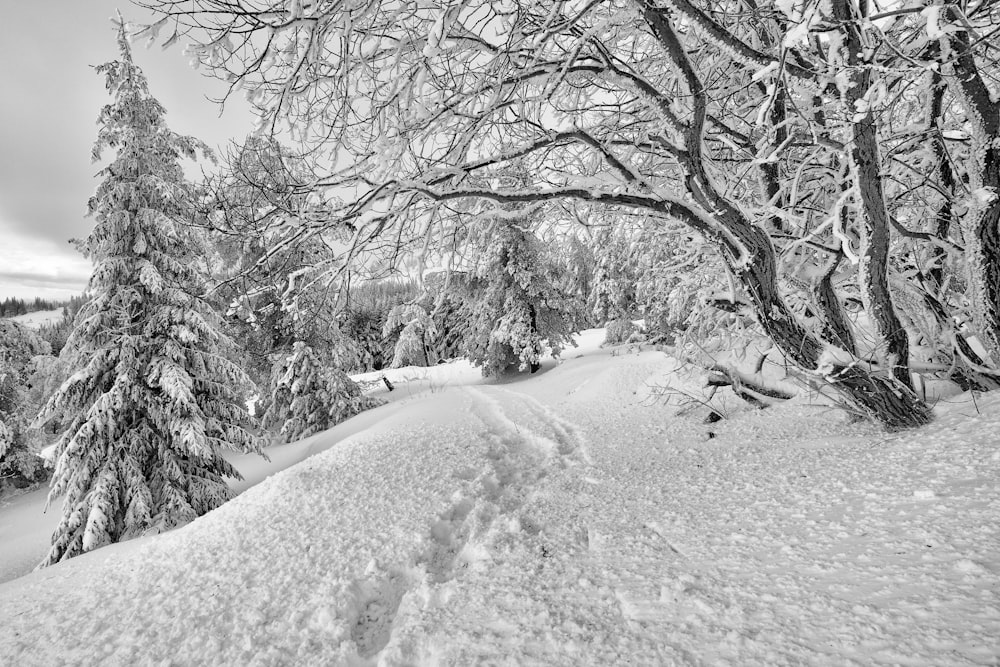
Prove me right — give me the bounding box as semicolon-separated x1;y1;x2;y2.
384;303;437;368
262;341;382;443
0;418;13;466
35;22;261;566
589;227;637;328
0;320;52;488
462;219;577;377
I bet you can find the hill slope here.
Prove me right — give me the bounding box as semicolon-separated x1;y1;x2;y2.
1;331;997;665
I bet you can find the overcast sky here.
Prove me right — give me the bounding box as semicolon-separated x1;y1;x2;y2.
0;2;254;301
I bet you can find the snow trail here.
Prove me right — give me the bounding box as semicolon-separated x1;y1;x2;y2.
355;385;592;663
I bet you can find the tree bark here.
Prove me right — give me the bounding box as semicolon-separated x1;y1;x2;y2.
726;211;931;429
940;9;1000;362
832;0;914;389
813;254;857;356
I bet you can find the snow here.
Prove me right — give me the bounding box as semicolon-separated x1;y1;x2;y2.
972;187;998;206
5;309;64;329
922;5;946;40
1;327;999;665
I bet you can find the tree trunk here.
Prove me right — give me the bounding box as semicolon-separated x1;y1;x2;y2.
812;255;857;356
833;0;914;389
639;1;931;429
729;222;931;429
940;11;1000;362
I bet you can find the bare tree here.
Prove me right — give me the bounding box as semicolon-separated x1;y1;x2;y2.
135;0;1000;428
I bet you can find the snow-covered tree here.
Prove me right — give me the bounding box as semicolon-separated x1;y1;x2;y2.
589;227;637;326
35;23;261;566
262;341;381;443
340;280;421;371
384;303;437;368
141;0;1000;428
0;320;53;489
207;139;384;436
0;418;13;466
548;231;598;330
458;217;577;377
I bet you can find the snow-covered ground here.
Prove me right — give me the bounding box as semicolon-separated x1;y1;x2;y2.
4;308;65;329
1;328;998;665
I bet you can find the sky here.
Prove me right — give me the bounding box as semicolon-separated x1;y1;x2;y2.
0;2;255;301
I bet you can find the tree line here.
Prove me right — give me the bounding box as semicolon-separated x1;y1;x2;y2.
0;297;69;318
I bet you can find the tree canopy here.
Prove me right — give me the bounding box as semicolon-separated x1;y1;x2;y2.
136;0;1000;428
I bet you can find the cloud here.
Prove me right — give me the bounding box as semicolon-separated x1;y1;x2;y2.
0;225;91;300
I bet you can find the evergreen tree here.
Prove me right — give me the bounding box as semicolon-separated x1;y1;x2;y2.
0;320;53;489
262;341;381;443
384;303;437;368
462;218;577;377
35;23;261;566
589;227;637;327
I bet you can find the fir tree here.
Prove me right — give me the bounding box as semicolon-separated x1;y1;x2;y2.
0;320;52;488
462;219;577;377
0;418;13;466
384;303;437;368
262;341;382;443
35;22;261;566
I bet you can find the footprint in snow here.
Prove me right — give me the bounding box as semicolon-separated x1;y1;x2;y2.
350;571;410;658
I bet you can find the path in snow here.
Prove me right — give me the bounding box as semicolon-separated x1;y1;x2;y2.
366;352;1000;665
353;384;593;663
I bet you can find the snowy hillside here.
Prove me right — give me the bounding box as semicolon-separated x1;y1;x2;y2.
0;329;998;665
4;308;64;329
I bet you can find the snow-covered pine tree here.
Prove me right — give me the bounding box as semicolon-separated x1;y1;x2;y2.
589;227;636;325
0;320;53;488
262;341;381;443
0;418;12;466
384;303;437;368
586;226;641;345
462;217;577;377
35;22;261;566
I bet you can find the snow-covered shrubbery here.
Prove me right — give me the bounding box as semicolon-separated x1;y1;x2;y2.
602;318;638;346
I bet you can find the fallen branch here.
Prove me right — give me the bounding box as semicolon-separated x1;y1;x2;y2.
706;364;797;408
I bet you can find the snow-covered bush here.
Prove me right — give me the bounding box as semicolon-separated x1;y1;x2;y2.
603;318;638;346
